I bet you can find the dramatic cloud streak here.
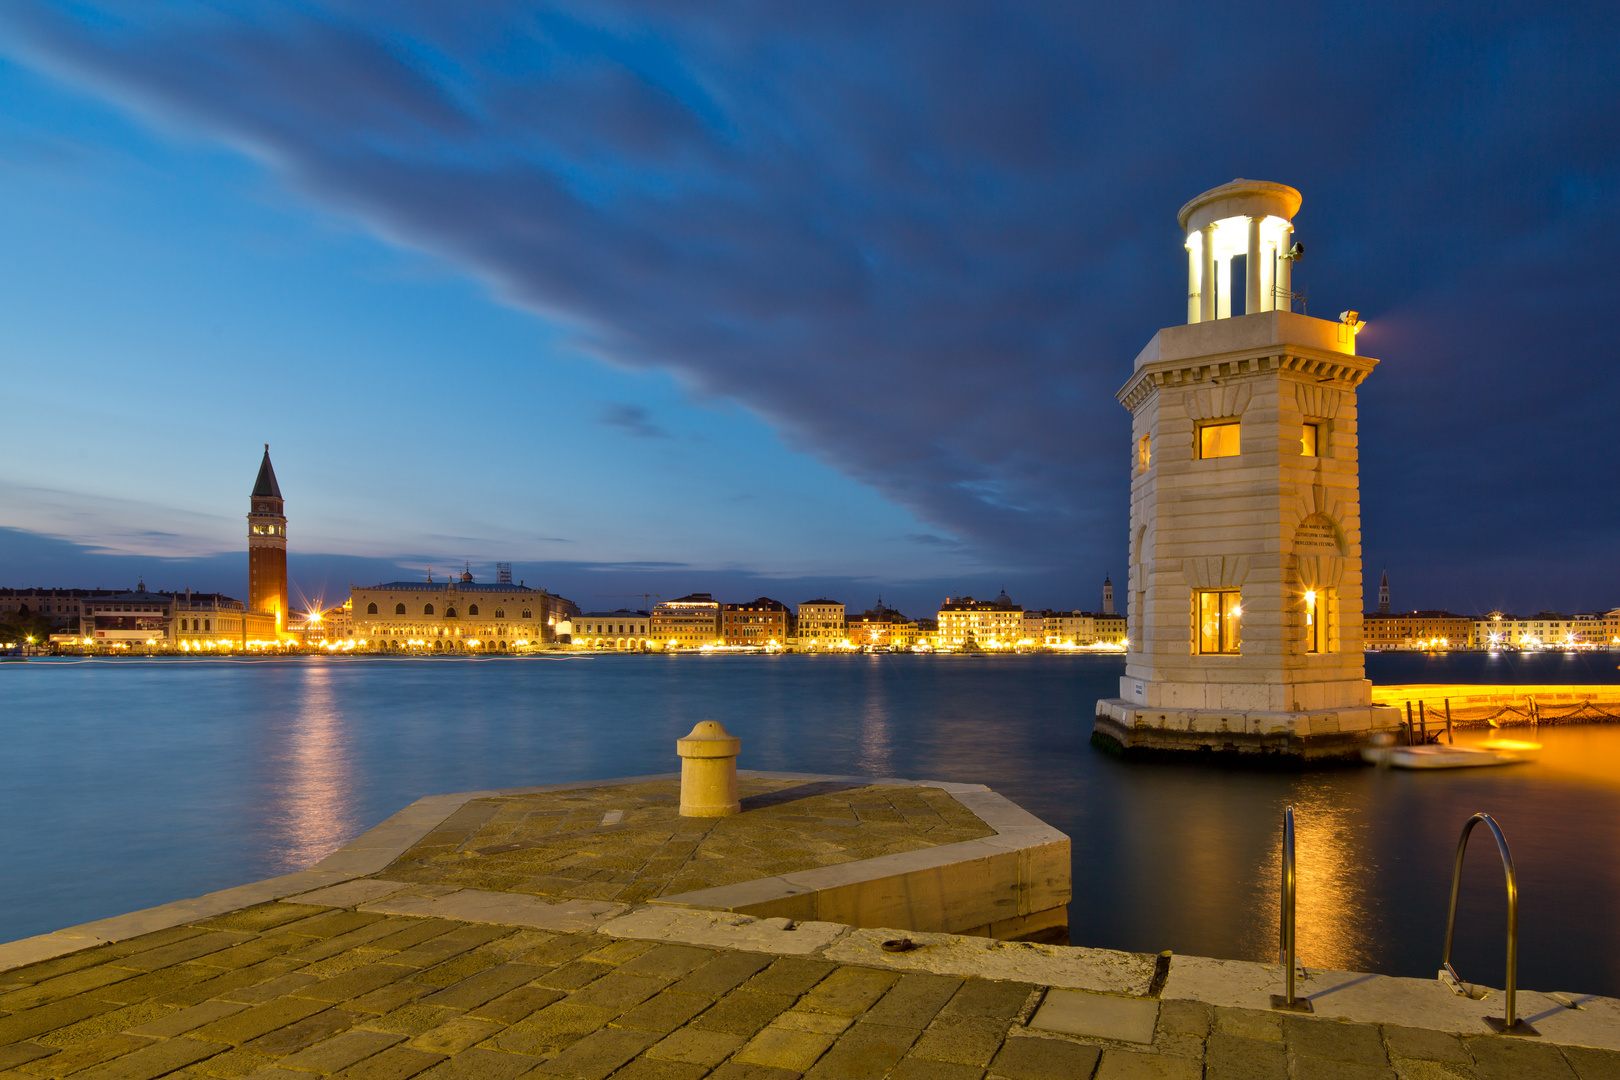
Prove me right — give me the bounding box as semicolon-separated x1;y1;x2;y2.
4;2;1618;602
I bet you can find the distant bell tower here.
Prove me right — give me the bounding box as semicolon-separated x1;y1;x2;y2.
247;445;288;630
1378;568;1390;614
1102;575;1115;616
1094;179;1398;759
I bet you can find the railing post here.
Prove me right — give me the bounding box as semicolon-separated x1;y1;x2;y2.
1440;813;1535;1035
1444;698;1454;745
1419;701;1428;744
1271;806;1311;1012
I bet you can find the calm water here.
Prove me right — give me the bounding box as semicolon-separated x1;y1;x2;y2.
5;651;1620;995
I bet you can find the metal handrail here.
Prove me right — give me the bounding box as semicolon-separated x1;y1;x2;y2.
1442;813;1535;1035
1271;806;1310;1011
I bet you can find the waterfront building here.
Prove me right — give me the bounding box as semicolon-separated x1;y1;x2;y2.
796;599;847;649
571;610;652;649
297;599;350;645
651;593;722;648
1471;610;1618;648
847;600;917;649
81;586;172;646
722;597;791;647
1022;609;1095;646
1363;610;1474;649
350;568;579;650
1096;179;1398;757
246;445;288;640
1093;612;1127;644
171;590;248;646
1;589;95;634
937;592;1023;650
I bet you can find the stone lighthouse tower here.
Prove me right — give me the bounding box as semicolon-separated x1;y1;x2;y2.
247;444;288;634
1093;180;1398;759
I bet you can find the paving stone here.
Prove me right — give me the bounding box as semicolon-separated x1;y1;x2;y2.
690;991;798;1038
616;945;718;981
100;928;212;960
1030;990;1158;1044
181;1046;276;1078
222;972;322;1005
1207;1032;1289;1080
1383;1026;1471;1065
36;1000;173;1045
988;1033;1104;1079
467;985;566;1025
1388;1061;1474;1080
533;1027;661;1078
408;1016;504;1055
344;980;436;1016
277;911;387;943
708;1063;806;1080
742;959;836;999
120;933;255;972
98;965;213;1005
861;973;963;1029
794;967;897;1018
1150;1032;1206;1061
941;980;1038;1021
0;964;139;1012
15;1032;149;1076
197;904;330;934
242;1007;361;1056
489;1002;617;1056
612;990;715;1033
770;1010;851;1036
193;996;334;1045
71;1036;227;1080
295;962;416;1004
1157;999;1212;1039
888;1056;985;1080
646;1026;748;1066
563;970;668;1014
0;1041;58;1069
0;994;124;1045
187;939;309;973
609;1058;710;1080
364;921;461;954
1;948;120;987
415;1046;539;1079
1287;1060;1398;1080
1464;1037;1578;1080
417;963;547;1010
536;961;616;992
155;960;307;1008
1561;1046;1620;1080
389;926;515;969
733;1026;837;1072
327;1044;446;1079
407;951;505;989
1286;1018;1390;1066
673;953;774;999
1094;1047;1205;1080
277;1030;408;1073
909;1015;1012;1067
1213;1007;1285;1042
803;1021;918;1079
359;1002;462;1037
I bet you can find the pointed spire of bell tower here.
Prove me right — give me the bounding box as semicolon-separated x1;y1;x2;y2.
252;444;283;499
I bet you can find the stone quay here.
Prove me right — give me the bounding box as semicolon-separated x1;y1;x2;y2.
5;769;1619;1079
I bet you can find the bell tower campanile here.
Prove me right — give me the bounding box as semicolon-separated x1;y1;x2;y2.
1093;180;1399;760
247;445;288;632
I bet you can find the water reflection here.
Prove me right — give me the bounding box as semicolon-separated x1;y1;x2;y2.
1253;787;1378;973
263;661;358;869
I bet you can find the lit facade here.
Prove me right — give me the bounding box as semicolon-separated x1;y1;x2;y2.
570;610;652;649
937;594;1023;649
651;593;722;648
722;598;791;647
796;600;847;648
351;570;579;650
1363;610;1474;649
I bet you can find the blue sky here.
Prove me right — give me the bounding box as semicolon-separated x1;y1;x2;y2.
1;2;1617;617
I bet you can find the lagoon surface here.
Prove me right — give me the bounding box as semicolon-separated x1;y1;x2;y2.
6;650;1620;995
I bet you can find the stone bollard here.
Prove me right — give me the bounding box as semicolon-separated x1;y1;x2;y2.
678;721;741;817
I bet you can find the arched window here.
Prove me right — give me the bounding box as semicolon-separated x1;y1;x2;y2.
468;604;479;616
368;603;379;614
521;609;531;619
204;620;210;632
395;603;406;615
444;607;457;618
494;609;505;619
424;604;435;615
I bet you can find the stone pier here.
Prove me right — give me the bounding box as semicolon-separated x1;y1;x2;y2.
3;779;1617;1079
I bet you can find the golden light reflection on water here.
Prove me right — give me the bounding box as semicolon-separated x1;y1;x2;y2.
267;662;358;870
1456;725;1620;793
1253;787;1378;973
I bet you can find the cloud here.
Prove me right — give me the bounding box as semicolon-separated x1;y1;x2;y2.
2;1;1618;596
599;403;672;439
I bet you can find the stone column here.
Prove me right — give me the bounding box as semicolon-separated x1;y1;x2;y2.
1246;216;1262;314
1216;256;1232;319
1187;240;1201;324
1200;224;1216;322
1277;226;1293;312
678;721;741;817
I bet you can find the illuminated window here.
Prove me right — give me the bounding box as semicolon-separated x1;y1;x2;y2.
1138;435;1151;474
1195;590;1241;654
1198;422;1240;459
1302;423;1320;457
1304;591;1328;653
